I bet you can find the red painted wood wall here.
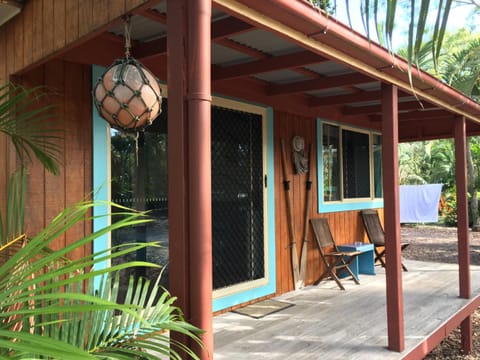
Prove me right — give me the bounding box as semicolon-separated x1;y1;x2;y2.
0;0;146;242
0;0;385;298
274;111;378;295
15;60;93;258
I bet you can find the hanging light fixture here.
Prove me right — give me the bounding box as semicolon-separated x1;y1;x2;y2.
93;15;162;131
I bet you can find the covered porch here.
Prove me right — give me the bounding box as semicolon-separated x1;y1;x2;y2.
1;0;480;359
214;259;480;359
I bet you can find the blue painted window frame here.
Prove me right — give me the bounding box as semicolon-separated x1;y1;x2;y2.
92;65;275;311
317;118;383;213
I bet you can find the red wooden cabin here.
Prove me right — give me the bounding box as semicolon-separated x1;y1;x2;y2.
0;0;479;358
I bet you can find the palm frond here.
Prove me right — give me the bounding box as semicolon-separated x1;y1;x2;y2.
432;0;453;69
0;170;26;244
0;83;62;175
442;38;480;97
0;200;203;359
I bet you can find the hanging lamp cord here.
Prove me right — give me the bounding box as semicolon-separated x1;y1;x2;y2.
124;14;132;58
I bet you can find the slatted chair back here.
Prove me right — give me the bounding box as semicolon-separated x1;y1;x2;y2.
360;209;409;272
311;218;337;250
310;218;360;290
360;209;385;247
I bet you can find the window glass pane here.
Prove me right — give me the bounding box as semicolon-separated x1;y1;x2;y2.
342;129;370;198
111;105;169;303
322;124;340;201
373;134;383;198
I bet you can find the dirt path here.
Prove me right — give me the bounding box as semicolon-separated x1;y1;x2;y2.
402;225;480;265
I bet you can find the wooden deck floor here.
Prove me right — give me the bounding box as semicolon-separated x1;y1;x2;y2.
213;260;480;359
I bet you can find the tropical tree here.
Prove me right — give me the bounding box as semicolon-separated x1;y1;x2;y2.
313;1;479;226
399;140;455;190
309;1;479;76
398;28;480;226
441;36;480;98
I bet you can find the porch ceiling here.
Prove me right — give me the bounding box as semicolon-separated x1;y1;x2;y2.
58;0;480;142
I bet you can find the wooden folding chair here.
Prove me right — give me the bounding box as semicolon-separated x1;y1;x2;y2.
360;209;409;271
310;218;360;290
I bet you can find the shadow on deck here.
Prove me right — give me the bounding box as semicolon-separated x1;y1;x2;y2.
214;260;480;359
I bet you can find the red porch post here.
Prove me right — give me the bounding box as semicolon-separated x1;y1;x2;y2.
455;116;471;298
188;0;213;357
167;0;189;327
454;116;472;354
167;0;213;359
381;83;404;352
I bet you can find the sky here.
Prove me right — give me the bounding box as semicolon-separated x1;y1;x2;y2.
333;1;479;50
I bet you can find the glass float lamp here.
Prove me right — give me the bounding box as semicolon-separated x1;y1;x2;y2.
93;15;162;131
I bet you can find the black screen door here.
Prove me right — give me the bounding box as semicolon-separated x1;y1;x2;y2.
211;106;265;290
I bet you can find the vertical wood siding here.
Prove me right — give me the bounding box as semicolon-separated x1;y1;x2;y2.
274;112;373;295
0;0;386;299
0;0;145;80
0;0;144;256
16;61;93;258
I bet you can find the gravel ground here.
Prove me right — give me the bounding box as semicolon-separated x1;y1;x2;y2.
401;225;480;359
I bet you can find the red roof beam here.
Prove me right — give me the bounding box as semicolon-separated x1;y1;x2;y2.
136;16;254;60
214;50;328;81
61;33;125;66
216;38;268;59
343;100;439;115
134;38;167;60
267;72;374;96
212;16;255;40
310;89;411;107
369;110;454;122
136;8;168;24
398;109;453;121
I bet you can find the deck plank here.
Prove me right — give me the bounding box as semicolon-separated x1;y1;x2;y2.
214;260;480;359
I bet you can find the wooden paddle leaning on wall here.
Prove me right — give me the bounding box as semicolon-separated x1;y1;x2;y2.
299;143;313;286
280;139;301;289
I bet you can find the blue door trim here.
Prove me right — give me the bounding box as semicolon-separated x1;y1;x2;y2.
212;107;276;312
92;65;110;288
92;67;276;311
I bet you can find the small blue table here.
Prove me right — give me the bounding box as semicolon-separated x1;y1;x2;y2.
338;242;375;279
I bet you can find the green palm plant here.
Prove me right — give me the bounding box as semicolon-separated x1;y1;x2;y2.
0;83;203;358
0;201;202;359
0;83;61;175
309;1;479;77
0;82;62;245
0;170;26;245
442;38;480;99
